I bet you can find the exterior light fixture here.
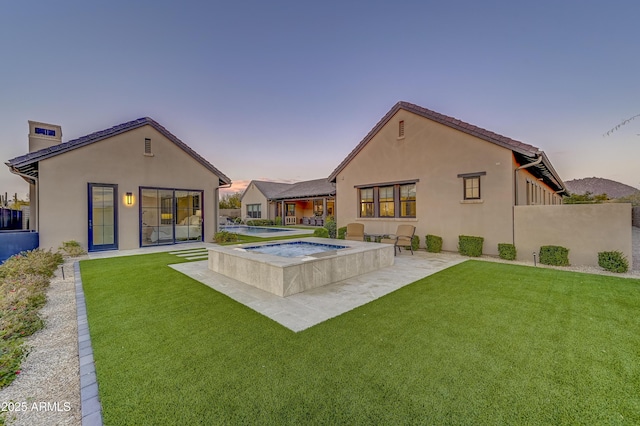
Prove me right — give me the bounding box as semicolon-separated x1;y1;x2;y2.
125;192;133;206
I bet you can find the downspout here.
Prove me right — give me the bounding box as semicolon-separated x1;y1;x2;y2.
9;166;38;232
512;155;543;244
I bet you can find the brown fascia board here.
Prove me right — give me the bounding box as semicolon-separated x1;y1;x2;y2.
329;101;543;182
7;118;232;186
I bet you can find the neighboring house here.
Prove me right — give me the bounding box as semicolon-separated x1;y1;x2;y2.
6;118;231;252
328;101;566;255
241;178;335;225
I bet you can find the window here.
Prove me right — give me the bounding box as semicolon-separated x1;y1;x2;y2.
246;204;261;218
458;172;485;200
400;183;416;217
144;138;152;155
464;177;480;200
360;188;374;217
379;186;395;217
398;120;405;138
313;199;323;216
357;181;418;218
286;203;295;216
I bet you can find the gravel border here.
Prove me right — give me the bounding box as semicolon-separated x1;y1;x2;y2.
0;259;82;425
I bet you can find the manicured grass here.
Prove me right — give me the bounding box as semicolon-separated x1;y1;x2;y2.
80;257;640;424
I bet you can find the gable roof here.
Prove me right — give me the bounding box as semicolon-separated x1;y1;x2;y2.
244;178;335;201
6;117;231;186
328;101;565;192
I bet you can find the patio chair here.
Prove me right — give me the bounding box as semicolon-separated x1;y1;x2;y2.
316;218;324;227
345;223;365;241
380;225;416;255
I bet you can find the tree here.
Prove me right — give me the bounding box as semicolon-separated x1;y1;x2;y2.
562;191;608;204
219;192;241;209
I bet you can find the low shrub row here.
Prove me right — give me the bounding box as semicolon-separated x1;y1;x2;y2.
0;249;63;389
245;219;276;227
213;231;239;243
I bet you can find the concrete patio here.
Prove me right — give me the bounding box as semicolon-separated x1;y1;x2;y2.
171;250;466;332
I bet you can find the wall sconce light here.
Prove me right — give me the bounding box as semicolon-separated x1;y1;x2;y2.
125;192;134;206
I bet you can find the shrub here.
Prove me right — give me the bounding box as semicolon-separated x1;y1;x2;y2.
598;251;629;273
213;231;239;243
498;243;517;261
59;240;87;257
0;249;62;389
458;235;484;257
246;219;275;227
313;228;329;238
426;235;443;253
275;216;283;226
337;226;347;240
324;216;337;238
411;235;420;252
539;245;570;266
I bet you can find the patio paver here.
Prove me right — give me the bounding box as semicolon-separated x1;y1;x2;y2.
170;251;466;332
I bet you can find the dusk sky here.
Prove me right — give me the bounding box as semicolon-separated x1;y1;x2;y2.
1;1;639;200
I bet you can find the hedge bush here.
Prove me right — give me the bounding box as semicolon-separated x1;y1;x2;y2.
498;243;517;261
313;228;329;238
245;219;275;226
426;235;443;253
411;235;420;252
539;245;569;266
213;231;239;243
598;251;629;273
337;226;347;239
275;216;283;226
324;216;337;238
458;235;484;257
59;240;87;257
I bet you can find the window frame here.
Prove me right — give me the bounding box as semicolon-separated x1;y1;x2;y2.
356;180;418;219
246;203;262;219
458;172;486;201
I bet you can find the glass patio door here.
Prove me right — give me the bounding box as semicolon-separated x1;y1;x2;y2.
88;183;118;251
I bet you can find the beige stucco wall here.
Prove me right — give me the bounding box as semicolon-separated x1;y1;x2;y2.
514;204;633;267
37;125;222;251
335;109;519;255
241;183;269;220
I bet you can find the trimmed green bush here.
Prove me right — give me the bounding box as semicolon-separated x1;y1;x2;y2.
313;228;329;238
324;216;337;238
213;231;238;243
498;243;517;261
411;235;420;252
458;235;484;257
598;251;629;273
426;235;443;253
59;240;87;257
539;245;569;266
246;219;275;226
337;226;347;240
275;216;283;226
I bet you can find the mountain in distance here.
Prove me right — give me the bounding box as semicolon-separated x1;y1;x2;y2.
564;177;640;199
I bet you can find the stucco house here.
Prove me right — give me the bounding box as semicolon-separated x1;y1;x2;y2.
6;118;231;252
241;178;335;225
328;101;567;256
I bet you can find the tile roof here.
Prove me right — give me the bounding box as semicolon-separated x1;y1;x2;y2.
328;101;565;191
245;178;335;201
6;117;231;185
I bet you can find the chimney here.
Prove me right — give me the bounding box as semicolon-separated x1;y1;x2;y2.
28;120;62;152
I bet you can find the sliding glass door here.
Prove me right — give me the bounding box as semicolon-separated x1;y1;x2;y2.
140;188;203;246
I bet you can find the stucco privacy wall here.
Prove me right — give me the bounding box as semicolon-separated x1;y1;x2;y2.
37;125;220;251
514;204;632;268
335;108;537;256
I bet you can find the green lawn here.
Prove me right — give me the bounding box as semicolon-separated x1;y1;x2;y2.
80;255;640;425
